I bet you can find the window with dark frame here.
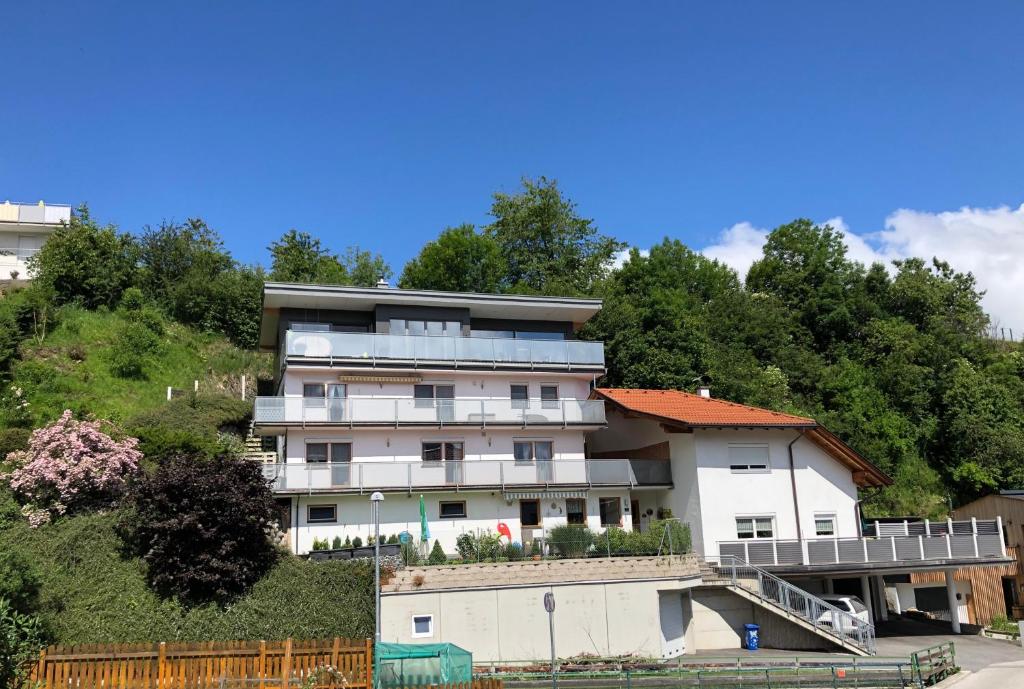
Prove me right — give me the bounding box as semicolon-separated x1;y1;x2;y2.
439;501;467;519
307;504;337;523
598;497;621;527
306;442;350;463
421;441;463;462
519;499;541;527
540;384;559;409
511;383;529;409
513;440;552;462
566;498;586;525
306;442;328;463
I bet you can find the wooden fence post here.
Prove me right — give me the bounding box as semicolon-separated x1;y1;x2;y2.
157;641;167;689
365;637;373;689
281;638;293;687
258;640;267;689
34;648;46;688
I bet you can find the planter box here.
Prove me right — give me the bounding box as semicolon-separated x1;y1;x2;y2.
308;543;401;562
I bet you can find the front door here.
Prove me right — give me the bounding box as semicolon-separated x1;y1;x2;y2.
330;442;352;486
631;500;641;531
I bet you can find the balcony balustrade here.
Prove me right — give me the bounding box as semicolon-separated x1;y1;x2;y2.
283;330;604;369
262;458;671;493
253;396;606;427
0;201;71;224
718;518;1006;567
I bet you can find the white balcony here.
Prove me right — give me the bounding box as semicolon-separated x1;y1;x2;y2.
252;396;606;428
282;330;604;370
718;518;1006;568
0;201;71;225
262;458;671;493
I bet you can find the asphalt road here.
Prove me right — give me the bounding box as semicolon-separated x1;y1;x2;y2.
873;617;1024;673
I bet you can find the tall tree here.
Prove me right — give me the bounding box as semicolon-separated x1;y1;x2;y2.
268;231;390;286
399;224;505;292
485;177;624;295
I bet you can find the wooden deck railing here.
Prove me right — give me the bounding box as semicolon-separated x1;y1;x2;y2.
30;637;372;688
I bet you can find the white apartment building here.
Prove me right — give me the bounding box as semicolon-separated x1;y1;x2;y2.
0;200;71;281
254;283;667;555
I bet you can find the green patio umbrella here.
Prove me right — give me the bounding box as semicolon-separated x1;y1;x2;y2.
419;494;431;542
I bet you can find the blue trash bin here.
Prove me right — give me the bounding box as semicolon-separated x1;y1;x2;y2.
744;623;760;651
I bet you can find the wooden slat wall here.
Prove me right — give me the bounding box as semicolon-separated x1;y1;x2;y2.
909;546;1020;625
30;637;373;689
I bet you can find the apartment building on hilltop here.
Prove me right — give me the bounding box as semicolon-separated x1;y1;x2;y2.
0;200;71;281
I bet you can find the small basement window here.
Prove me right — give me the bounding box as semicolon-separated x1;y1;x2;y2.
307;504;337;523
411;614;433;638
439;501;467;519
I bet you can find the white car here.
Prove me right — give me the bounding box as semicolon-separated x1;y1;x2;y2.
817;595;870;629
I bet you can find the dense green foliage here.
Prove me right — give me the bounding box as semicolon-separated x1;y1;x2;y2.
120;454;280;605
399;224;504;293
269;230;391;286
0;513;374;643
0;597;44;689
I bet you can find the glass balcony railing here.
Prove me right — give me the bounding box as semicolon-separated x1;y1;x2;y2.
0;201;71;224
253;397;606;426
261;458;672;492
283;331;604;368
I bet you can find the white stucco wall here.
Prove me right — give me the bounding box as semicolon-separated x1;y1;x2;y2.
381;578;695;661
693;429;860;557
289;488;632;554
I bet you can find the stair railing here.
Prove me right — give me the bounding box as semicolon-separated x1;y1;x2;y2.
707;554;875;654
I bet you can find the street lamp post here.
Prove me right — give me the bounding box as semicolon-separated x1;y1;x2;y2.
371;492;384;644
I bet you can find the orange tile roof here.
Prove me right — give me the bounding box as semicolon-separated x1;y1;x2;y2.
593;388;816;428
592;387;891;487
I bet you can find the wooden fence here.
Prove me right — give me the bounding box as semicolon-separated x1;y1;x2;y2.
30;637;372;688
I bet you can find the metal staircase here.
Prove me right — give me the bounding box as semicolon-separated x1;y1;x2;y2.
702;555;876;656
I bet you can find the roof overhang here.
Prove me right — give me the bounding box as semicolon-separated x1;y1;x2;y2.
593;391;891;488
259;283;602;350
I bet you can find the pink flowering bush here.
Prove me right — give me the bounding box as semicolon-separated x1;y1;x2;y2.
2;410;142;526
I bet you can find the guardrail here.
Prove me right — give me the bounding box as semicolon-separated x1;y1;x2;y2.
706;554;876;655
718;518;1005;566
0;201;71;224
262;458;671;493
253;396;606;427
911;641;956;686
283;330;605;369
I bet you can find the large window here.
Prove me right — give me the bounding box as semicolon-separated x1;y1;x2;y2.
599;497;621;527
307;504;337;523
439;501;467;519
513;440;552;462
728;445;769;473
736;516;774;539
519;499;541;527
566;498;586;525
421;441;464;462
306;442;351;463
391;319;461;337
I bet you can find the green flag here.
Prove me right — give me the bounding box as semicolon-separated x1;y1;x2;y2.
419;494;431;541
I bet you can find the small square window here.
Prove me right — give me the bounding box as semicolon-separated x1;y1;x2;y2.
439;501;467;519
736;516;774;539
540;384;559;409
303;383;326;398
411;614;433;638
520;499;541;527
306;443;328;463
566;498;586;525
511;384;529;409
308;505;337;523
815;515;836;537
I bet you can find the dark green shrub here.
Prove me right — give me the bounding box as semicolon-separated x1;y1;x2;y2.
108;321;160;379
352;536;362;548
428;540;447;565
128;394;252;440
331;536;342;550
647;519;691;554
0;550;41;615
455;533;476;561
387;534;399;544
312;538;329;551
547;525;595;558
399;540;420;566
133;426;219;465
503;541;524;561
343;536;352;548
119;453;279;605
119;287;145;312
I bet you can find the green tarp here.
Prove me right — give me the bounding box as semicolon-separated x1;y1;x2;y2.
375;642;473;688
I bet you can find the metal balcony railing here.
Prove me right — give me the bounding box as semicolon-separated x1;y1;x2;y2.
705;555;875;654
283;330;605;369
261;458;671;493
253;396;607;427
717;518;1006;567
0;201;71;224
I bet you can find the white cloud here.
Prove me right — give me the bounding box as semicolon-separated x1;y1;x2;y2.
612;247;649;269
697;204;1024;329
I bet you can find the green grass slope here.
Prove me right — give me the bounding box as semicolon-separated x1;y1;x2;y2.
1;306;269;428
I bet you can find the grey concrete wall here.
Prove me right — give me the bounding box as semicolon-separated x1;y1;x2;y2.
690;588;838;652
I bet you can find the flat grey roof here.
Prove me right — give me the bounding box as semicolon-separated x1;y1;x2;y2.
259;282;602;350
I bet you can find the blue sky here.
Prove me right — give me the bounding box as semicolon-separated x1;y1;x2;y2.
2;2;1023;322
